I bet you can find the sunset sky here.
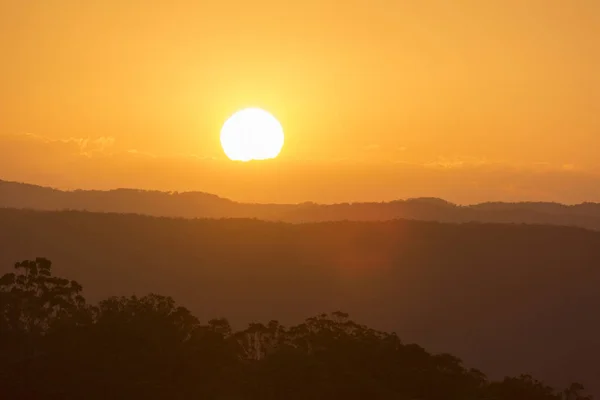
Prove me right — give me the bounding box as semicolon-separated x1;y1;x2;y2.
1;0;598;204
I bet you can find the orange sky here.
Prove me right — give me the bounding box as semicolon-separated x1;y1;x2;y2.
1;0;599;204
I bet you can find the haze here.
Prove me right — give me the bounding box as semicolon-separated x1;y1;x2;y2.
2;2;600;398
1;0;599;204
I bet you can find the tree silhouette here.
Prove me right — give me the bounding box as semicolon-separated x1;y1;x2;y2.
0;258;89;336
0;258;594;399
564;382;593;400
0;258;92;397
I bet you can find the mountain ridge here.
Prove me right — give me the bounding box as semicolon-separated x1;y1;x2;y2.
2;179;600;229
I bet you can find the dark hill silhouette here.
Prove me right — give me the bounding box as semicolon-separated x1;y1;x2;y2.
0;208;598;395
1;258;593;399
3;179;600;229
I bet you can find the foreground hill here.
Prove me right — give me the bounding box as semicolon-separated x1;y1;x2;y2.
0;208;598;394
2;179;600;229
0;259;592;399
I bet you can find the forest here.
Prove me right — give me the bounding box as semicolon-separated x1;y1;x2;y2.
0;258;593;399
1;208;599;395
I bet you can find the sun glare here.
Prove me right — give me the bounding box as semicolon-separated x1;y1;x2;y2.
220;108;284;161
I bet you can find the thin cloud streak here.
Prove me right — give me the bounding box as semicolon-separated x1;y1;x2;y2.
1;132;599;205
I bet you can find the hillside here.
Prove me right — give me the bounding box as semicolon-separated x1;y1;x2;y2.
2;179;600;229
1;258;592;399
0;208;598;394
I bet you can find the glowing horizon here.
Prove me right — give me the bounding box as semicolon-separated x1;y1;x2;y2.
0;1;598;203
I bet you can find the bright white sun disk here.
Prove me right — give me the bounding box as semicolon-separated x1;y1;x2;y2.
220;108;284;161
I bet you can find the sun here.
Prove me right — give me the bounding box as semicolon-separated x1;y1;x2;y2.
220;108;284;161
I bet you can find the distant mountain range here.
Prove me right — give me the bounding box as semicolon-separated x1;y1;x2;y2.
2;179;600;229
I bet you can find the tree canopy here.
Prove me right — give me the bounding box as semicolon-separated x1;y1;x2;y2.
0;258;592;399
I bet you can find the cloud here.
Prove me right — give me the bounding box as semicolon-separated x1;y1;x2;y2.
126;149;158;158
81;136;116;156
3;133;116;157
418;156;588;174
422;156;491;169
1;132;599;205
